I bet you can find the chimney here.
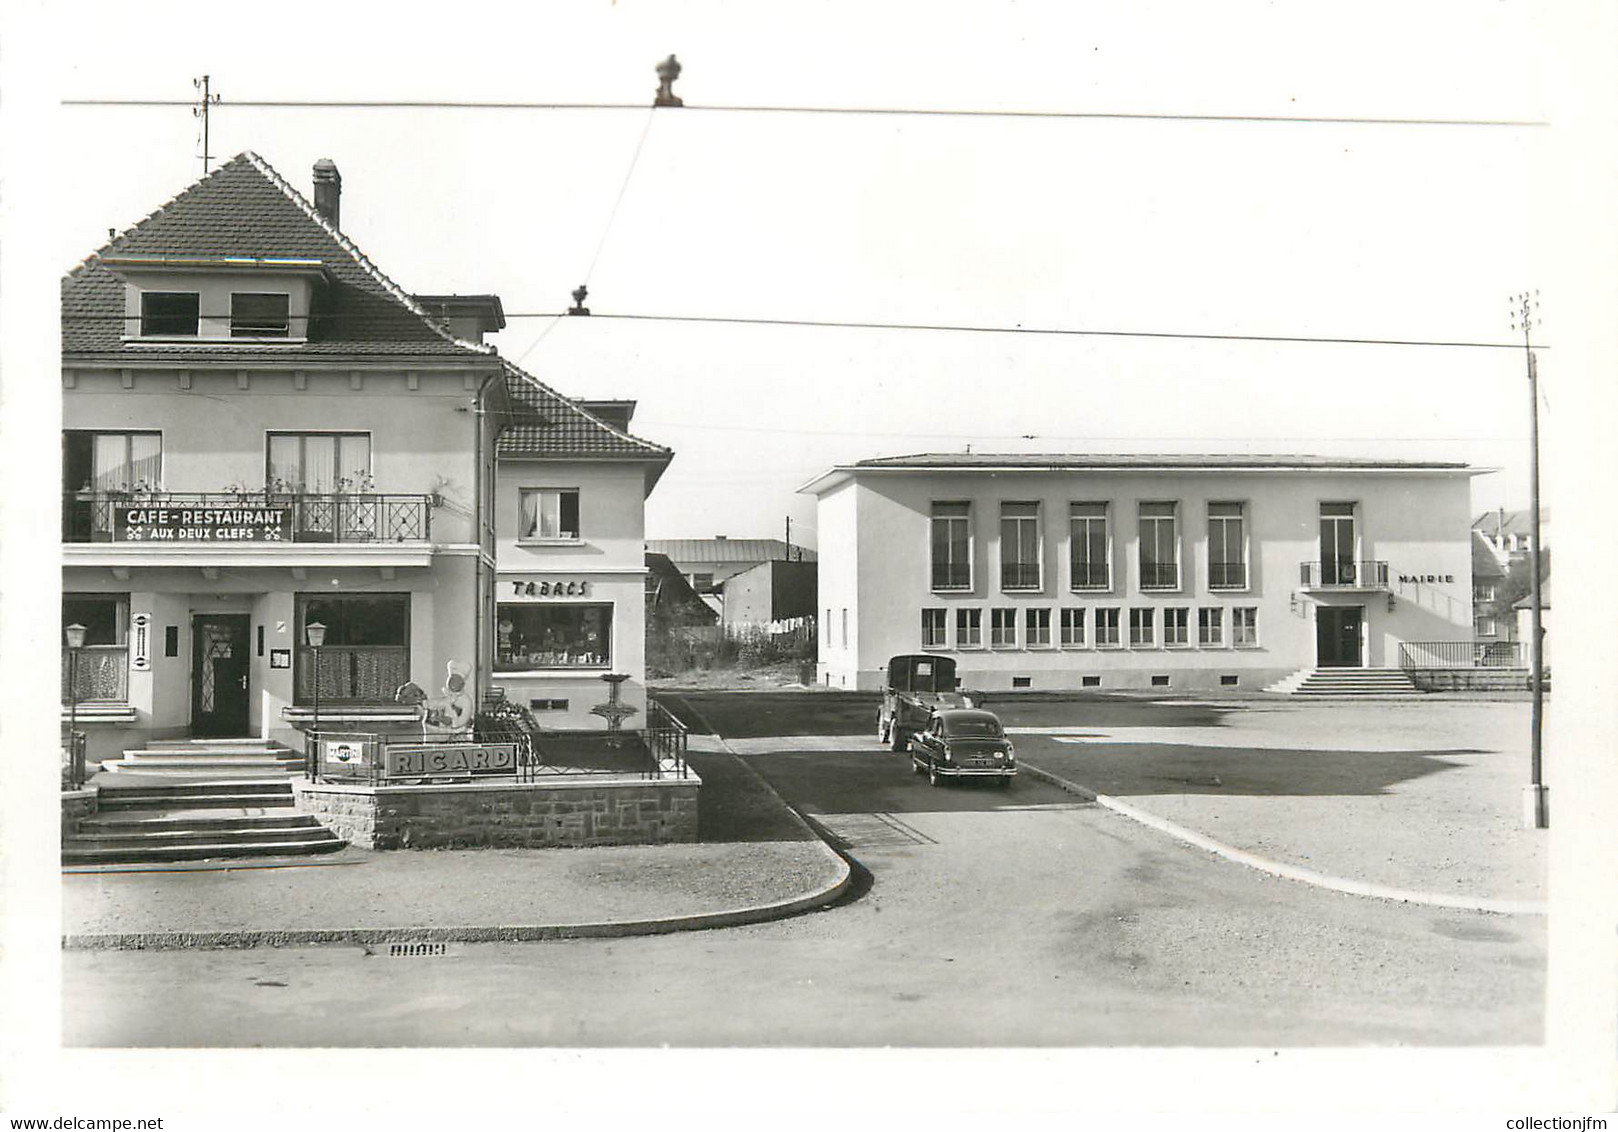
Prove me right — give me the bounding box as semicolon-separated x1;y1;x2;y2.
312;159;342;229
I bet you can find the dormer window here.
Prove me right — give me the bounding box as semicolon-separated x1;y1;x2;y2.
231;293;290;338
140;292;199;337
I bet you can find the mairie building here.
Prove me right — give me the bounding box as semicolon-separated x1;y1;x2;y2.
61;152;669;764
800;453;1480;693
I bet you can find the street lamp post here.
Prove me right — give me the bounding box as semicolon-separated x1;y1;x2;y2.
1512;291;1548;830
306;621;327;778
64;623;86;787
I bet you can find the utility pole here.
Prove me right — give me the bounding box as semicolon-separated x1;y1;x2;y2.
193;75;221;174
1512;290;1548;830
785;515;792;560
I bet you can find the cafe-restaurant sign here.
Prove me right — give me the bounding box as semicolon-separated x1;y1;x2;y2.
115;505;291;543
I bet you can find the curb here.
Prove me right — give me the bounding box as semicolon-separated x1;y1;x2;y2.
1019;762;1547;917
62;848;853;951
64;702;855;951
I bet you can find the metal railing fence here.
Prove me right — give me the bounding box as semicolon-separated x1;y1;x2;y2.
1399;640;1527;669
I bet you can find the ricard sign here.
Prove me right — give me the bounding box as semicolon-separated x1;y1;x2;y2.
115;505;292;542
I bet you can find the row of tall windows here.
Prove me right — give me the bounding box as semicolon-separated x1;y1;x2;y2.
921;605;1259;650
930;501;1248;594
64;430;376;495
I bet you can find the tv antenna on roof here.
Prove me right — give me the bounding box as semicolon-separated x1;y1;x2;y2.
193;75;221;174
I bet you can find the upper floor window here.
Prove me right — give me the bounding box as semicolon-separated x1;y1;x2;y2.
956;607;983;648
140;291;199;336
64;431;163;494
519;488;580;541
1000;502;1042;590
922;608;947;648
1474;583;1497;602
267;432;371;493
1139;502;1179;590
231;292;290;338
1069;502;1110;590
990;608;1017;648
1319;502;1358;584
931;502;972;591
1025;607;1052;647
1207;502;1247;589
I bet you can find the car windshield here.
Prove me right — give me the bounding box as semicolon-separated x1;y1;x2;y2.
942;718;1002;738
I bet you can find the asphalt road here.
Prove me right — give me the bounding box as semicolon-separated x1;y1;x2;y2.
62;695;1544;1047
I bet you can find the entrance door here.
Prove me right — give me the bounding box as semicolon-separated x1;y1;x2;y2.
1316;607;1364;668
192;614;250;736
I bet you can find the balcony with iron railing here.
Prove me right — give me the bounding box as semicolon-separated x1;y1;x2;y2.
931;560;972;591
1207;561;1248;590
1000;561;1042;591
1139;561;1179;591
63;491;433;545
1299;559;1390;589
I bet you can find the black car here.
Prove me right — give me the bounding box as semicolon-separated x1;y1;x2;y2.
908;708;1015;787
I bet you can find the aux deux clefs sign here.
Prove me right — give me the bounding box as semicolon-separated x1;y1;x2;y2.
114;505;292;543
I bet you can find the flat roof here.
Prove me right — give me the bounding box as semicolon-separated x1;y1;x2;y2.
799;452;1483;495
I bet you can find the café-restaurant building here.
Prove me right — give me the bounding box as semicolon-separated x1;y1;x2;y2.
60;152;669;761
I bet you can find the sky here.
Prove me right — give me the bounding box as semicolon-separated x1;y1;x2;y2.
34;0;1559;547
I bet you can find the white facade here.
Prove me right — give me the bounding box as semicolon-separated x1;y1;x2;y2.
492;459;654;729
802;456;1479;693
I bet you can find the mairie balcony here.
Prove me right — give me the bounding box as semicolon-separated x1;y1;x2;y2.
1298;558;1390;590
63;491;433;545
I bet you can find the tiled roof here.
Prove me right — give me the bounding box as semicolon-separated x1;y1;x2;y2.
645;538;816;564
498;361;672;461
62;152;488;361
850;453;1474;471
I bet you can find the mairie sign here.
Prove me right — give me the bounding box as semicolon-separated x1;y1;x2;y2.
115;505;292;543
384;742;518;779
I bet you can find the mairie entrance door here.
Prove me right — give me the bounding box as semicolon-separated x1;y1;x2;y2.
192;614;250;736
1315;606;1364;668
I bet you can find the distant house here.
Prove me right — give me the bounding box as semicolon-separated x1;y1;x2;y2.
1514;571;1550;668
645;552;719;626
721;560;819;629
1471;531;1511;641
1472;507;1548;562
645;538;817;599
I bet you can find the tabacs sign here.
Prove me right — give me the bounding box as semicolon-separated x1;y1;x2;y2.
115;505;292;543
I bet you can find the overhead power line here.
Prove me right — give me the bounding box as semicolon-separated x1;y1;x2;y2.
59;97;1545;129
63;309;1543;351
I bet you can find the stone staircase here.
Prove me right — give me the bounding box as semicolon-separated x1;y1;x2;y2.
64;779;345;866
99;737;305;777
1268;667;1422;696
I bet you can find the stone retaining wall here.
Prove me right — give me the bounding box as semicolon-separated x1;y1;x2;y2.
61;788;97;836
1406;668;1543;693
293;775;701;850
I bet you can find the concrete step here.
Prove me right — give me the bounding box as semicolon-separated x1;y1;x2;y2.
101;757;304;777
61;837;346;866
68;825;338;851
96;783;295;811
78;813;323;834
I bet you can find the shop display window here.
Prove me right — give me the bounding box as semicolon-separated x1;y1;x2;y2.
496;603;612;670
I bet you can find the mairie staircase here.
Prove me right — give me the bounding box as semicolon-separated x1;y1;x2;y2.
1266;667;1421;696
65;738;345;866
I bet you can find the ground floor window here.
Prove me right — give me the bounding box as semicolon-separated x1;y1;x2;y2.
62;594;129;702
1060;607;1085;648
1025;607;1052;647
956;607;983;648
1233;606;1259;647
1199;607;1224;646
297;593;410;703
1164;607;1190;647
1129;608;1155;648
922;608;947;648
1095;607;1121;647
990;608;1017;648
496;602;612;670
